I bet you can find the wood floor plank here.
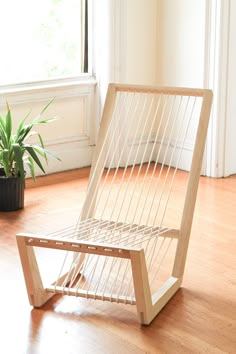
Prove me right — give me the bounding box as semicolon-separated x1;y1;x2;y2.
0;168;236;354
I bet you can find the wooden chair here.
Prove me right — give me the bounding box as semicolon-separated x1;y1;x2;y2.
16;84;213;325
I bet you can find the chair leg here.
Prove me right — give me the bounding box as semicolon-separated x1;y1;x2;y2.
130;249;182;325
130;249;153;325
16;235;53;307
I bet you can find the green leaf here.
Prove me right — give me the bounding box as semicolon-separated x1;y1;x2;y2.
31;144;61;161
24;155;35;180
31;98;55;125
0;114;6;130
15;110;31;141
5;108;12;142
35;116;60;125
12;143;25;184
0;124;8;149
2;149;10;176
24;146;45;173
37;133;45;148
40;97;55;115
22;131;38;139
37;133;48;163
15;124;34;144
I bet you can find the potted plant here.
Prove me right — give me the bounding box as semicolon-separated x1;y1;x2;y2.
0;99;60;211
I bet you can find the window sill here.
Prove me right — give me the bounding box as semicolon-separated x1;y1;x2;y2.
0;75;97;104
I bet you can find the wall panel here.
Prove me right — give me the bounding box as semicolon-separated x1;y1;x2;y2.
0;79;97;177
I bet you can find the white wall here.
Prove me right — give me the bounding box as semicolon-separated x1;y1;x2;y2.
94;0;161;93
158;0;206;88
103;0;206;88
203;0;236;177
116;0;236;177
92;0;110;106
119;0;161;85
95;0;208;172
224;1;236;175
114;0;236;177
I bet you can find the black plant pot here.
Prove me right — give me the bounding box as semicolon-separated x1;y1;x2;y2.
0;169;24;211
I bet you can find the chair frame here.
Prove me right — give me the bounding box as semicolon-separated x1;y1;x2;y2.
17;84;213;325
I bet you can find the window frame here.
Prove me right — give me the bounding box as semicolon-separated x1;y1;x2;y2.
0;0;93;95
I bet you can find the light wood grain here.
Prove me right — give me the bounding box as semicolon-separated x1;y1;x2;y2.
16;84;213;326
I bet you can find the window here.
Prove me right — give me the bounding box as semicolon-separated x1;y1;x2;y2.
0;0;88;86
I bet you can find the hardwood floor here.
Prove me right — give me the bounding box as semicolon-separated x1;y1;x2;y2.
0;168;236;354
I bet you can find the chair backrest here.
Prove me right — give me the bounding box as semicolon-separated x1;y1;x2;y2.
79;84;213;238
